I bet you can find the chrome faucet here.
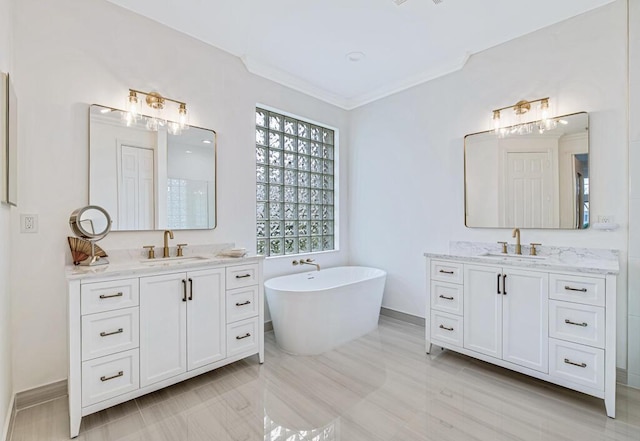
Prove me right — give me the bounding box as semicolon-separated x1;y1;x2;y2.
163;230;174;258
512;228;521;255
293;258;320;271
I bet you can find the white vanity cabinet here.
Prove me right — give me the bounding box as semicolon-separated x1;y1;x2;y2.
139;268;226;387
463;264;548;373
426;253;617;418
67;257;264;438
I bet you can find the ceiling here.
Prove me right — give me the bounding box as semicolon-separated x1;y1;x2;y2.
106;0;616;110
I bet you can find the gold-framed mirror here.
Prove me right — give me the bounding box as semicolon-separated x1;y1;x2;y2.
464;112;589;229
89;104;217;231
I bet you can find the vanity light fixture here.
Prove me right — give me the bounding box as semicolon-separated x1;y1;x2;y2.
491;97;556;138
124;89;189;135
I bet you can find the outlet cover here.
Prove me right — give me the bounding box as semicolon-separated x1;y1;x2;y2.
20;214;38;233
597;215;615;224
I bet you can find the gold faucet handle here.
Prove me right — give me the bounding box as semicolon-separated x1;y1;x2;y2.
143;245;155;259
529;243;542;256
497;241;508;254
176;243;188;257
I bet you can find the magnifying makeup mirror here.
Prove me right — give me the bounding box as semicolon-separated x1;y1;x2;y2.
68;205;112;265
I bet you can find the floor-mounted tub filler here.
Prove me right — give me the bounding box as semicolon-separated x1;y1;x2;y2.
265;266;386;355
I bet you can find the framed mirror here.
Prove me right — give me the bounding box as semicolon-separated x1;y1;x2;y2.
89;104;217;231
464;112;589;229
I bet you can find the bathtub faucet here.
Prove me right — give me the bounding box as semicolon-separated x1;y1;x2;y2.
293;258;321;271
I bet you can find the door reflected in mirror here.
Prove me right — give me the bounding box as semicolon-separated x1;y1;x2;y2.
464;112;588;229
89;105;216;231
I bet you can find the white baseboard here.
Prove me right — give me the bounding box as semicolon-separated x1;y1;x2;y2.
380;307;426;327
2;392;15;441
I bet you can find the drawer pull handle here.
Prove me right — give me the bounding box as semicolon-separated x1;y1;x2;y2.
236;274;252;279
439;270;454;274
564;286;587;292
438;295;454;300
99;292;123;299
100;371;124;382
439;324;454;331
182;279;187;302
100;328;124;337
236;300;251;306
564;319;588;327
564;358;587;368
236;333;251;340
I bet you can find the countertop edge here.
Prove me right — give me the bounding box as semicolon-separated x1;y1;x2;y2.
66;255;265;281
423;252;619;276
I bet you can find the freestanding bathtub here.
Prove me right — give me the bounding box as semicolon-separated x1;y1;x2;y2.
264;266;386;355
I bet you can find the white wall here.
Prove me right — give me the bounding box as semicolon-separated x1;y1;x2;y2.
628;0;640;387
0;0;13;435
10;0;349;392
348;1;629;368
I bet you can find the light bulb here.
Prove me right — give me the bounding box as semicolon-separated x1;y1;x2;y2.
178;103;188;129
540;98;550;121
493;110;501;133
127;90;139;117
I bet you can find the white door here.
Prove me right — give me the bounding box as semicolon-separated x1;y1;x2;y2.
464;264;503;359
501;268;549;373
118;145;154;230
504;151;555;228
140;273;187;387
186;268;226;370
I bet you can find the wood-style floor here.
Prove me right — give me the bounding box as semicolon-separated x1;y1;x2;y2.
9;317;640;440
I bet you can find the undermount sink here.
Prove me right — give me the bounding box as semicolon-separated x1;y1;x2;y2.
139;255;210;265
478;252;547;261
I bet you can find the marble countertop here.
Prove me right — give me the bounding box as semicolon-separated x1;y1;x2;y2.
66;243;264;281
424;241;619;275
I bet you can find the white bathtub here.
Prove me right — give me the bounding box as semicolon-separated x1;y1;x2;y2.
264;266;386;355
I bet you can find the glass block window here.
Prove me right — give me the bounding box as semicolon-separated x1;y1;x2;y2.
256;107;335;256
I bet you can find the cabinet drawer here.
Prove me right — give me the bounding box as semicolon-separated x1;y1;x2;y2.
549;301;605;349
431;260;463;284
226;264;259;290
81;278;139;315
227;286;259;323
81;307;140;361
227;317;260;358
430;310;463;348
81;349;140;407
549;274;605;307
430;281;463;315
549;338;604;391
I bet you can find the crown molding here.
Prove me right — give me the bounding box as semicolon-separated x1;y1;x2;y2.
344;52;471;109
241;56;351;109
242;52;470;111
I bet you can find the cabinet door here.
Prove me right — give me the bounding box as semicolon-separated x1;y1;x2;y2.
140;273;187;387
464;264;503;359
502;268;548;372
187;268;226;371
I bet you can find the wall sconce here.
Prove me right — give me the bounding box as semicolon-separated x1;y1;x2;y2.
491;97;555;137
124;89;188;135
